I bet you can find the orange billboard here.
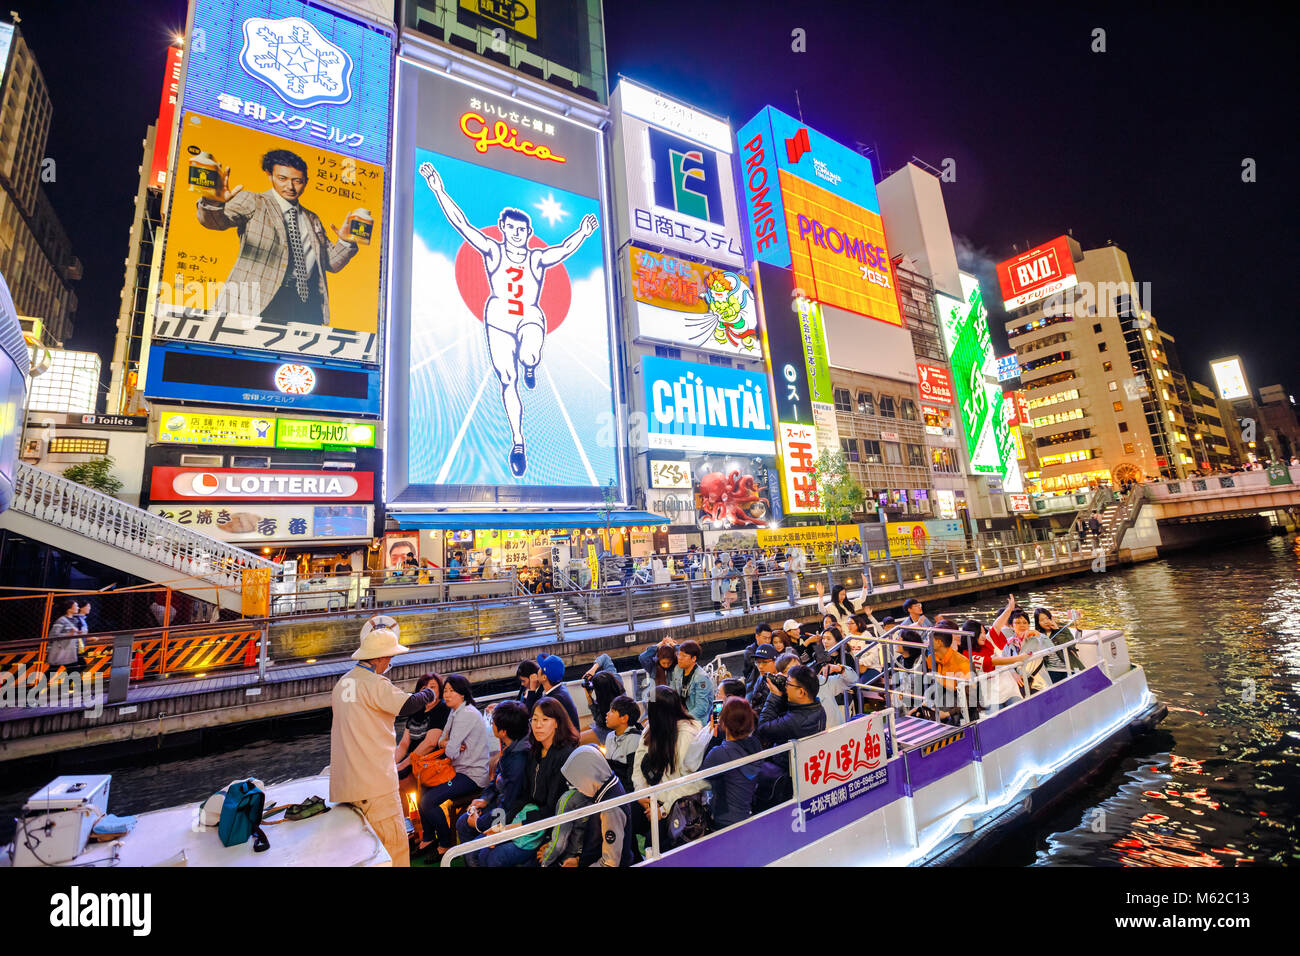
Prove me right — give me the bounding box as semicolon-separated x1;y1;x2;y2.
780;170;901;327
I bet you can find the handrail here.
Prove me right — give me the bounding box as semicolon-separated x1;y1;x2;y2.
8;461;279;588
439;738;797;866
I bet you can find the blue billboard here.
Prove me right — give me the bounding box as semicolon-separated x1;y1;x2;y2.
144;341;380;415
182;0;393;166
736;105;881;268
642;355;776;455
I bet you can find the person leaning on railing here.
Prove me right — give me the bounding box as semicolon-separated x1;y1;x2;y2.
1032;608;1085;685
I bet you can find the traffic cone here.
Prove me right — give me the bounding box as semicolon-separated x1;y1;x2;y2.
130;649;144;680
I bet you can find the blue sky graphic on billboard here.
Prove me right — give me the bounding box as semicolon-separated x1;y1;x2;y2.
407;151;614;488
642;355;776;455
183;0;392;166
647;126;724;225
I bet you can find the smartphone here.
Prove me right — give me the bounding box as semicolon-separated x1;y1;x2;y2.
710;700;724;723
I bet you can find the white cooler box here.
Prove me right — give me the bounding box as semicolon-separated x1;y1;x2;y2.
12;775;112;866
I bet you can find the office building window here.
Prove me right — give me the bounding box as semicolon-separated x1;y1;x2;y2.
857;391;874;415
840;437;859;463
900;399;918;421
1112;401;1124;411
834;387;852;412
1124;442;1135;454
707;354;732;367
1119;422;1129;433
1108;381;1118;391
654;345;681;360
1103;361;1113;372
861;439;882;463
1098;341;1108;352
906;443;925;466
878;395;897;418
883;442;902;464
1093;322;1103;334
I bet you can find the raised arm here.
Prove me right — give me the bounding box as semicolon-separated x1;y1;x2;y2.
419;162;495;256
991;594;1015;636
538;214;598;266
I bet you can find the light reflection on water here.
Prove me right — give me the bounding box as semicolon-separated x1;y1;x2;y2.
2;537;1297;864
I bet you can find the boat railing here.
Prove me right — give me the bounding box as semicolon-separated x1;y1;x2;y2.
438;737;800;867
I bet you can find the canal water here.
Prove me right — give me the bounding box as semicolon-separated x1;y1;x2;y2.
3;535;1297;865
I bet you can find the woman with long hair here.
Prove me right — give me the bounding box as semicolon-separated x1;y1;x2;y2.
415;674;491;858
815;581;862;628
478;697;580;867
631;686;706;840
1032;607;1085;685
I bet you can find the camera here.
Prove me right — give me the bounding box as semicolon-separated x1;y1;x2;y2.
580;677;594;691
767;672;787;690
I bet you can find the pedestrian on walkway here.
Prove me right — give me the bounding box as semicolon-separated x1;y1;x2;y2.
329;625;439;867
710;557;735;615
1088;512;1102;547
1076;518;1087;548
47;599;83;674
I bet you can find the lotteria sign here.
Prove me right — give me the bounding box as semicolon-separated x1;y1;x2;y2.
995;235;1079;312
641;355;775;455
150;467;373;501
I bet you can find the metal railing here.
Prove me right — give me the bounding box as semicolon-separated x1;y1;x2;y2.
6;461;279;590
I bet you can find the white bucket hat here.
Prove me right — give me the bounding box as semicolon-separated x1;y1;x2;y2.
352;628;408;660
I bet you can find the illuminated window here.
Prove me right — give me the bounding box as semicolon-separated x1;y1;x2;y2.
840;437;859;463
1103;361;1113;372
883;442;902;465
856;392;875;415
1027;388;1079;410
1124;443;1135;454
906;443;926;467
861;440;882;464
1112;401;1124;412
1108;381;1118;391
49;438;109;455
900;399;918;421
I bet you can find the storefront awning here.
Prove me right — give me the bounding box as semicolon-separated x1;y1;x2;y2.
391;510;670;531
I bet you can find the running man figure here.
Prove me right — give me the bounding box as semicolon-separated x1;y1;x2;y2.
420;161;600;478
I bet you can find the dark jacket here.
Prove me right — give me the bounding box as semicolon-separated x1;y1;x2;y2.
576;775;634;867
756;694;827;748
742;641;762;685
746;669;771;713
522;741;577;826
473;736;532;831
699;735;764;829
543;684;581;733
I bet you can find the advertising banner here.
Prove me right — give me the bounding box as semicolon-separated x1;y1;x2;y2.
922;403;956;442
996;353;1021;382
756;524;859;560
387;60;619;502
690;455;772;529
144;342;380;414
472;529;555;565
995;235;1078;312
935;274;1014;483
149;502;373;542
149;466;373;502
156;411;272;446
155;111;384;363
794;710;890;820
757;263;813;426
916;362;953;405
642;355;775;454
613;80;745;267
275;416;376;449
645;488;696;527
649;458;692;489
460;0;538;38
383;532;419;568
181;0;393;168
1210;356;1249;401
1008;493;1032;512
150;45;183;190
776;420;821;514
628;245;760;358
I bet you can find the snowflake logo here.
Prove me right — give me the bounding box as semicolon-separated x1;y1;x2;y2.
239;16;353;108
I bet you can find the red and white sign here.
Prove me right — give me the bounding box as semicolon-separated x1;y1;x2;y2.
995;235;1078;311
1008;493;1032;512
149;45;183;190
916;363;954;404
793;710;889;816
778;421;821;514
150;467;373;502
1004;390;1028;427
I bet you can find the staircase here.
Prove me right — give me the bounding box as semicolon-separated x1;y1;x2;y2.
0;462;280;610
1074;486;1142;558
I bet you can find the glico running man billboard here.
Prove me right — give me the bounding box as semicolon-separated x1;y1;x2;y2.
385;59;622;506
935;274;1021;492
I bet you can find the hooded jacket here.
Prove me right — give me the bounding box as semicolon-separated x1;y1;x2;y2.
475;735;532;829
540;746;631;867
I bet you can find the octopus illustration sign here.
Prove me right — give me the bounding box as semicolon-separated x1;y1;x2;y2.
690;455;773;529
628;245;760;359
386;60;622;505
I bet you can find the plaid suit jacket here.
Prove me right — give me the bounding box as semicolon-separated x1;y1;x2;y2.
197;189;357;324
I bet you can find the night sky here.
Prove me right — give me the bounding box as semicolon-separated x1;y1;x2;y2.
18;0;1297;400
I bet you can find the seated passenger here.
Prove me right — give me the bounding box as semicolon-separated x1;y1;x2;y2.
639;638;715;723
394;672;449;778
746;644;779;713
537;746;633;867
699;697;763;830
457;700;531;852
415;674;491;859
1033;607;1085;685
742;622;775;686
583;669;624;743
515;660;542;712
756;664;827;748
603;695;643;793
535;654;581;730
632;686;706;844
959;619;1028;711
930;633;972;724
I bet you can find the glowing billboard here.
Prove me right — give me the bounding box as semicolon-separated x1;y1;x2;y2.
995;235;1078;312
642;355;775;455
628;246;759;358
1210;356;1249;401
936;274;1019;490
613;79;745;267
386;60;621;505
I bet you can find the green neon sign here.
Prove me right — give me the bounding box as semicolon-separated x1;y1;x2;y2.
276;418;377;450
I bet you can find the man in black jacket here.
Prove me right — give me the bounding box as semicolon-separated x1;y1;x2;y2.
756;664;826;747
746;643;779;713
742;622;774;685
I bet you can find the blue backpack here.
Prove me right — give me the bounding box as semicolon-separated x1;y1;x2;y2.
218;780;266;848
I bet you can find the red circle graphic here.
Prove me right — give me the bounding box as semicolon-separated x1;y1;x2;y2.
453;226;573;333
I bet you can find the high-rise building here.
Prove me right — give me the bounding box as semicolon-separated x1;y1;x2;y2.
0;18;79;345
1188;379;1236;470
1000;239;1189;492
1257;383;1300;461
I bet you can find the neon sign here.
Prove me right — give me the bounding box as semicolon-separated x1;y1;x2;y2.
459;112;567;164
